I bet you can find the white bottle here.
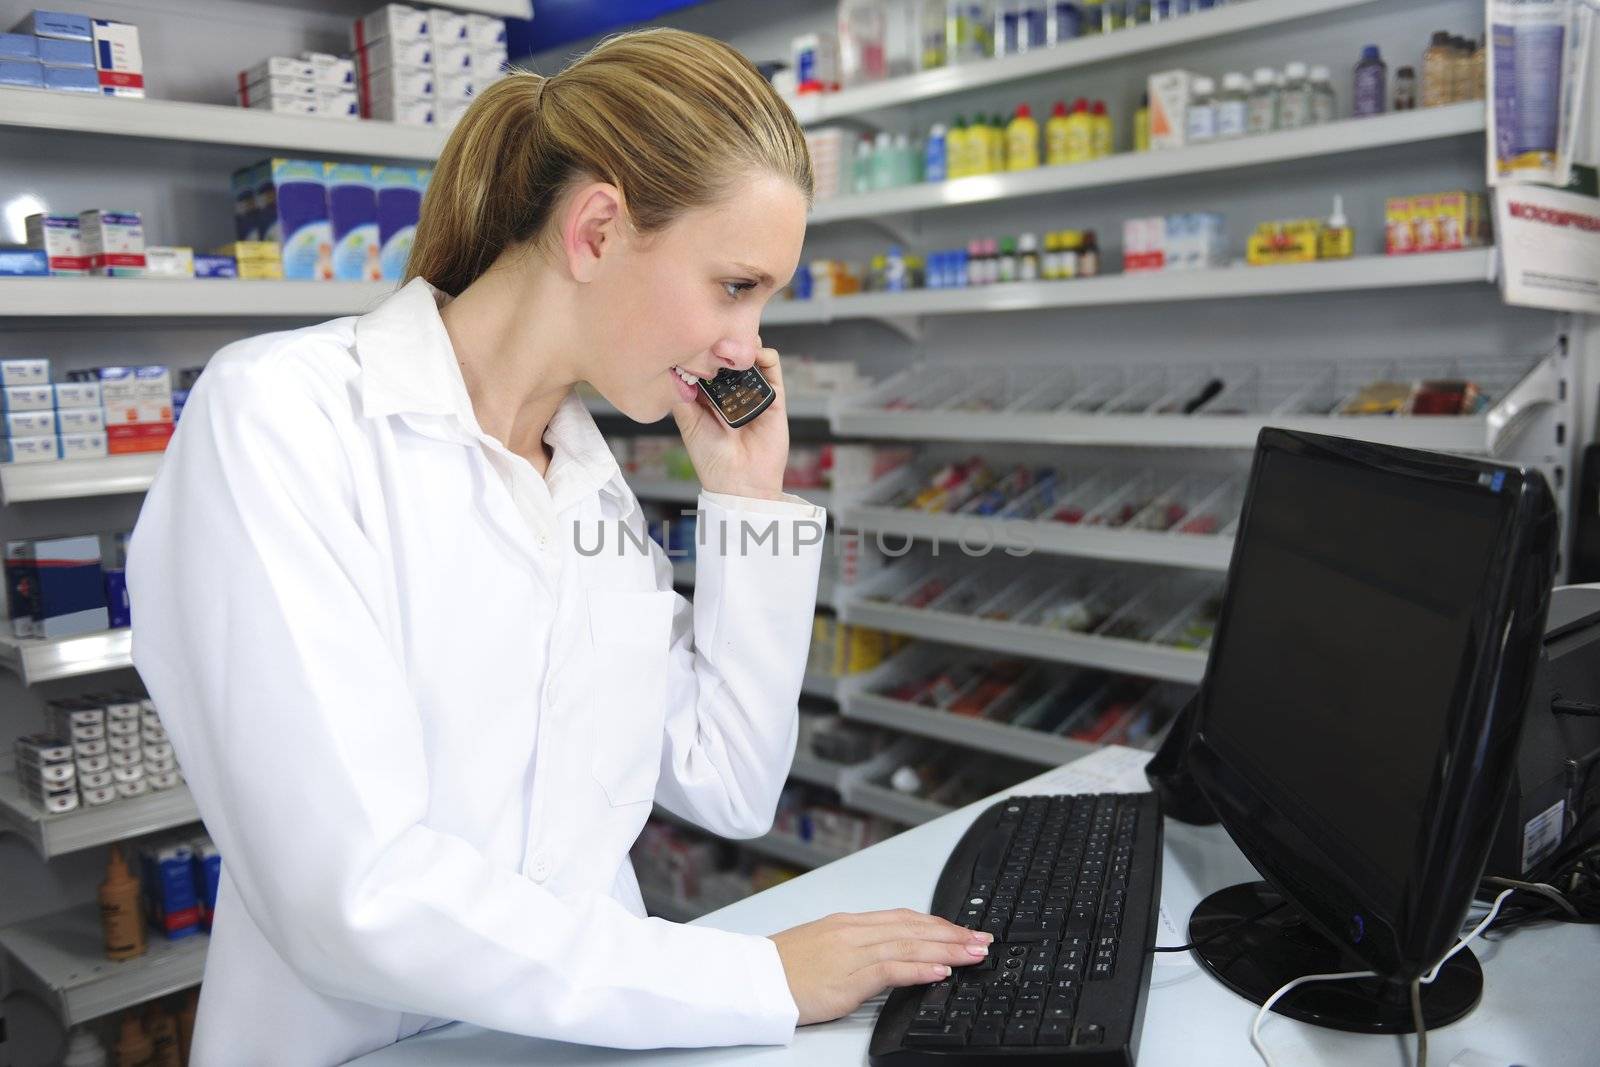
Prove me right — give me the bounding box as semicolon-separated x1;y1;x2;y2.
60;1027;110;1067
1247;67;1279;135
1216;72;1250;138
872;130;896;189
1278;61;1312;129
892;132;915;185
1309;64;1337;124
1185;76;1218;143
853;136;875;193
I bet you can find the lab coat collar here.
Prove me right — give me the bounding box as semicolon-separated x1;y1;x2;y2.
353;277;630;511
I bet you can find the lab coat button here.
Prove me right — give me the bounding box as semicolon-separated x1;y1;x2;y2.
529;854;551;882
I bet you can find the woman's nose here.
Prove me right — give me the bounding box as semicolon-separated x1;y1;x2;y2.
710;335;759;371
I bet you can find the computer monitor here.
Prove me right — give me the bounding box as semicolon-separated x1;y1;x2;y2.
1184;429;1558;1033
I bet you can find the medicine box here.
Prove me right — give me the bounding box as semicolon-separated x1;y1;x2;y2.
237;74;317;104
25;213;89;274
194;254;237;279
6;410;58;437
107;423;174;455
467;13;506;48
0;33;37;58
433;42;472;77
10;10;92;41
31;534;109;638
5;540;40;634
91;18;142;97
358;35;431;76
43;64;97;93
317;90;359;119
143;246;194;278
353;4;430;49
2;359;48;387
242;56;314;85
366;95;433;126
0;436;58;463
248;96;318;116
141;840;201;938
325;163;381;282
1;385;54;412
71;365;172;404
361;63;433;105
0;248;48;276
1148;70;1196;151
80;786;116;807
78;210;146;277
60;431;108;460
193;837;221;928
253;160;334;281
302;51;355;88
0;57;43;88
54;381;102;409
57;408;105;434
374;166;423;281
36;36;92;66
436;69;473;105
428;7;469;44
104;399;172;426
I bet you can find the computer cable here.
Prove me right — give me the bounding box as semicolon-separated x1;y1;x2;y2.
1248;968;1377;1067
1481;876;1581;918
1410;978;1427;1067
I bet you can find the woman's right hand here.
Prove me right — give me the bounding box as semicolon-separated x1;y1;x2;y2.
768;908;994;1026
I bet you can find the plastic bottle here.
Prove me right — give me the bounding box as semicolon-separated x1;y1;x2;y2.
1081;0;1103;35
1099;0;1124;33
1018;232;1040;280
1471;36;1486;101
176;991;198;1067
1318;194;1354;259
1450;35;1473;104
1042;231;1060;279
946;116;970;179
1064;97;1094;162
1393;66;1416;111
61;1027;109;1067
1422;31;1452;108
1186;76;1217;143
1059;230;1081;278
1215;72;1249;138
946;1;993;62
1090;100;1113;157
1309;65;1336;123
1278;62;1311;129
925;123;948;182
114;1013;154;1067
144;1003;181;1067
998;236;1018;282
1134;91;1150;150
895;132;919;185
1045;100;1072;165
885;245;907;291
1006;103;1040;170
1080;230;1100;276
1048;1;1082;43
100;845;145;962
870;131;895;189
1247;67;1279;134
1353;45;1386;117
988;113;1007;172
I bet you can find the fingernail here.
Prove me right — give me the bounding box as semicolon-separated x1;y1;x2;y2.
966;943;988;957
970;932;993;943
936;965;952;977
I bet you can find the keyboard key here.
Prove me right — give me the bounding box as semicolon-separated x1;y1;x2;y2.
1038;1021;1071;1045
912;1007;944;1026
922;981;953;1007
1090;959;1115;981
970;1019;1003;1046
1075;1023;1106;1046
905;1023;969;1047
1003;1019;1038;1045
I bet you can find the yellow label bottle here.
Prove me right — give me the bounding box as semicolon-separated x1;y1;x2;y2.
1090;100;1113;157
947;116;970;179
1134;92;1150;152
987;114;1006;173
1065;99;1093;164
1045;101;1072;166
1006;104;1040;170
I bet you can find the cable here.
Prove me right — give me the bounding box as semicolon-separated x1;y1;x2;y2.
1152;899;1287;953
1482;875;1582;919
1410;978;1427;1067
1422;887;1514;984
1249;969;1376;1067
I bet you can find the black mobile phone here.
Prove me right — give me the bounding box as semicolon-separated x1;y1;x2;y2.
697;367;776;428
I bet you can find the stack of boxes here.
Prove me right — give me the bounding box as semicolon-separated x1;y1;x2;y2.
1122;213;1228;273
13;734;77;814
25;209;146;277
1386;191;1491;256
141;834;221;939
231;158;428;281
0;358;107;463
1;9;142;97
11;696;184;816
352;4;508;127
804;127;850;201
4;531;111;636
70;365;175;457
235;53;357;120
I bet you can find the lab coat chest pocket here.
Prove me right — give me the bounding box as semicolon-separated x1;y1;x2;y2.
585;588;675;806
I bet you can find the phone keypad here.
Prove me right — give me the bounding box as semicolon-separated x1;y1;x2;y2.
698;368;775;426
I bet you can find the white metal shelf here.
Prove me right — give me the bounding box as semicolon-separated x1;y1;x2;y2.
788;0;1387;124
843;689;1103;768
0;278;395;319
789;751;850;793
0;87;447;159
0;770;198;861
810;104;1484;225
0;629;133;686
0;905;206;1025
844;780;952;827
649;806;844;870
839;504;1235;571
843;600;1207;684
0;454;163;504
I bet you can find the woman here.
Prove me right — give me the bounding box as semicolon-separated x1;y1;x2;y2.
127;28;991;1067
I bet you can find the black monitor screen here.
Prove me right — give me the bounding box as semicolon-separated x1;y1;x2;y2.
1202;445;1505;917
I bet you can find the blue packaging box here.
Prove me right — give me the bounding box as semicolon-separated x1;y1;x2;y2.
255;159;332;280
140;840;201;939
43;64;97;93
0;385;54;413
0;32;37;58
191;837;221;929
10;10;92;41
229;161;265;242
324;163;380;281
0;58;43;88
31;534;108;638
374;166;423;282
194;254;237;279
0;248;48;276
36;36;91;66
103;567;128;628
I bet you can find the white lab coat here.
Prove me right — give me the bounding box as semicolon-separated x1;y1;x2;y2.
127;279;826;1066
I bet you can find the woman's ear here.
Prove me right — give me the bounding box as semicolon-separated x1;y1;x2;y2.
562;181;625;283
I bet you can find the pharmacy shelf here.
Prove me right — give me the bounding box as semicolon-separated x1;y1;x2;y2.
0;454;164;504
0;87;448;159
789;750;850;793
810;104;1485;225
631;480;835;513
839;504;1235;571
0;629;133;686
638;886;708;924
0;770;198;861
649;806;844;871
844;780;952;828
843;689;1099;768
788;0;1387;124
801;671;843;701
0;277;395;319
0;905;206;1026
843;600;1207;684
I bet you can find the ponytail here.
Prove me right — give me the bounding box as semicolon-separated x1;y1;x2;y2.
405;28;813;297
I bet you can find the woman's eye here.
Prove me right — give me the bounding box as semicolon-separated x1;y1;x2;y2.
722;280;757;299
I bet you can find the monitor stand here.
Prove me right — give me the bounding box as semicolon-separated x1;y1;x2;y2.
1188;881;1483;1033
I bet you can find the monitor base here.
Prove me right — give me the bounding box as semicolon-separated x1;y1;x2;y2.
1188;881;1482;1033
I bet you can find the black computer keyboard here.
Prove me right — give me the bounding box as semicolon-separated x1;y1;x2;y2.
869;792;1164;1066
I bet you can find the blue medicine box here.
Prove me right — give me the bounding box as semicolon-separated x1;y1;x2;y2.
31;534;109;638
0;32;37;58
10;10;92;40
0;248;48;276
36;36;92;66
43;64;97;92
0;58;44;89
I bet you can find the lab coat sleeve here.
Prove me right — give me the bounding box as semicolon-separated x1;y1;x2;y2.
651;489;826;839
126;353;798;1048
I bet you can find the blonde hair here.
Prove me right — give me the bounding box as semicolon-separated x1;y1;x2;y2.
406;27;814;296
